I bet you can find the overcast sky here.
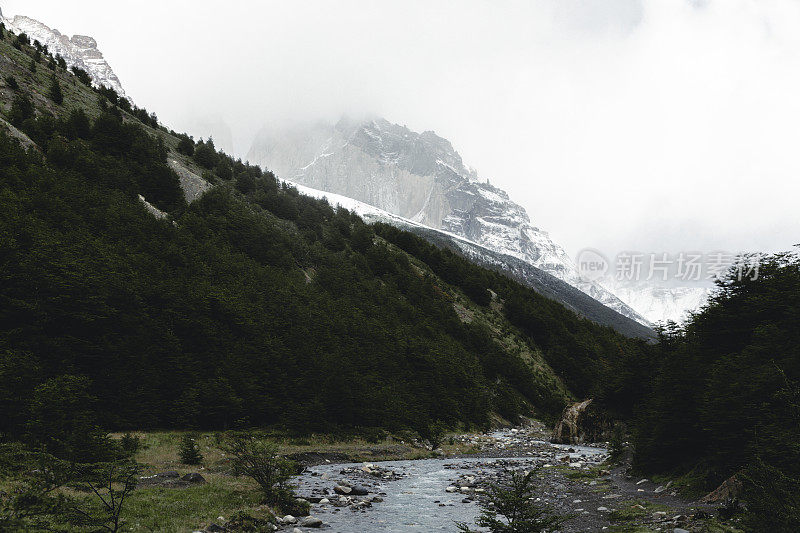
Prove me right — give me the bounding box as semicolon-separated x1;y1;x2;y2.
3;0;799;261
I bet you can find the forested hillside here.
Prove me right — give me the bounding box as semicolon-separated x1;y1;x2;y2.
0;26;651;442
628;251;800;530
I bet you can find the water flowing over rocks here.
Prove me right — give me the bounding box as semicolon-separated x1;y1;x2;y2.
290;426;716;532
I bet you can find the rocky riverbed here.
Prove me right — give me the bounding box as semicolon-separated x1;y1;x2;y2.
282;426;721;533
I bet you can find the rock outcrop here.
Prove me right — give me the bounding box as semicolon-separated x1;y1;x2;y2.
700;474;742;504
551;399;610;444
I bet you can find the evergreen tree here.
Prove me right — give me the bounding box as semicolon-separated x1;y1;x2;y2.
193;138;219;169
177;135;195;156
48;75;63;105
8;94;34;126
178;434;203;465
4;76;18;91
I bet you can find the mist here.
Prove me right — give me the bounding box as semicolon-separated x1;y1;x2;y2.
3;0;799;260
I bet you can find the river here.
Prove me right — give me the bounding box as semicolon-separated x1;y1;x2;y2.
293;432;607;532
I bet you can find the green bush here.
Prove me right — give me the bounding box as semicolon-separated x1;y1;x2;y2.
219;433;299;513
120;433;141;457
457;469;563;533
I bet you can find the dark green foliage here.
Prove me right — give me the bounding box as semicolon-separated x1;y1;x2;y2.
236;172;256;194
631;252;800;527
15;33;30;48
421;421;447;449
0;351;40;439
56;54;67;70
48;74;63;105
26;375;115;463
457;469;563;532
219;434;298;512
71;66;93;86
179;434;203;465
193;138;219;168
7;92;29;127
28;59;36;73
176;134;195;156
373;222;651;411
0;449;138;533
118;97;132;113
4;75;18;90
608;422;627;463
120;433;141;456
215;160;233;180
97;85;119;105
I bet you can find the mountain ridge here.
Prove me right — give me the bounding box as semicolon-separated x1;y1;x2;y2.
1;9;124;97
248;117;651;325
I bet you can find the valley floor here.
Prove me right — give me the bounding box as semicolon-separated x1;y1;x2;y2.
116;426;745;532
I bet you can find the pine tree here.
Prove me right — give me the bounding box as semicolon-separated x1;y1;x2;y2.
177;135;195;157
49;74;64;105
179;434;203;465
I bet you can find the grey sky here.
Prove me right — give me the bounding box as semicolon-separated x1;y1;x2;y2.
3;0;799;260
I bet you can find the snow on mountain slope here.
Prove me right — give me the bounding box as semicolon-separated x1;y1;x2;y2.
288;180;655;340
248;117;650;326
1;10;125;96
601;282;713;325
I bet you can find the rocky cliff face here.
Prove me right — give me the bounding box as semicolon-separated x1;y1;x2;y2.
551;399;611;444
2;12;125;97
248;117;649;326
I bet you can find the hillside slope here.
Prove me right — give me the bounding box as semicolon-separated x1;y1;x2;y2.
247;118;650;325
288;181;655;340
0;25;648;435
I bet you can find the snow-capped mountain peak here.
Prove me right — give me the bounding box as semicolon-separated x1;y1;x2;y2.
2;11;125;97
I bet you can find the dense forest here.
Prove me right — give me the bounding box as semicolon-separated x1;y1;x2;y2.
0;28;648;449
627;252;800;530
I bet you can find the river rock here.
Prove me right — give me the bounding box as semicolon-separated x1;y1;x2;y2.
334;485;352;495
282;515;297;524
300;516;323;527
350;484;369;496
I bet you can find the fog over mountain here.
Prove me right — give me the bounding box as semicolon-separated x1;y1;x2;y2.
5;0;798;287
